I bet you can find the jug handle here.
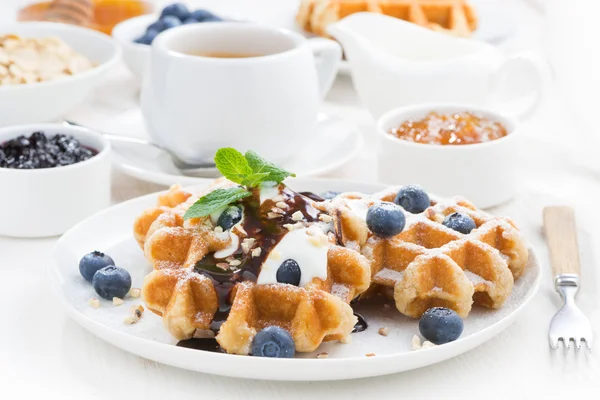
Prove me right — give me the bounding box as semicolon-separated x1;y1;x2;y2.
489;51;552;122
306;38;343;99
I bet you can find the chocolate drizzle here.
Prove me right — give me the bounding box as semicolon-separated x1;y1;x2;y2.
352;313;368;333
176;338;224;353
193;184;323;335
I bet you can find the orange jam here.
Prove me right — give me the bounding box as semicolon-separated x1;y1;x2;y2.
18;0;153;35
389;112;508;146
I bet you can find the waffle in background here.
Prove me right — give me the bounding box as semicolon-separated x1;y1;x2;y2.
297;0;478;37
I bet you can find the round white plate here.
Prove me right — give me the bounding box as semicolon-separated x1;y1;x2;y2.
51;178;540;381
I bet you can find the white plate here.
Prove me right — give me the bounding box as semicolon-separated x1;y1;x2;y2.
51;178;541;381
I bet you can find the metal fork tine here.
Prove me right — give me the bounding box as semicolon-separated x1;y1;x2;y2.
549;335;560;349
573;338;582;350
583;338;593;350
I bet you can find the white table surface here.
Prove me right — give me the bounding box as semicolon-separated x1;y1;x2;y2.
2;0;600;398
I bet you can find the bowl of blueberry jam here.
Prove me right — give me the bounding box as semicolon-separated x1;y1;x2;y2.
0;124;111;237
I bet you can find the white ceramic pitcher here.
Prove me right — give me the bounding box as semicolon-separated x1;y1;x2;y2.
328;13;548;119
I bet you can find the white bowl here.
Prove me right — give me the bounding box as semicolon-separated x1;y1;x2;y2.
112;14;156;81
0;124;111;237
0;22;121;126
377;104;520;209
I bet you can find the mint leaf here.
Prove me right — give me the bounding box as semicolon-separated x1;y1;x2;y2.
214;148;252;184
241;172;270;187
245;150;295;183
183;187;251;220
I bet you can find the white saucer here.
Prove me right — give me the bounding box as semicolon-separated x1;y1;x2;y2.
51;178;541;381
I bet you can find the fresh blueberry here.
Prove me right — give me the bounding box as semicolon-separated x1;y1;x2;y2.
442;212;476;234
366;202;406;238
190;9;218;22
147;20;165;32
217;205;242;230
276;259;301;286
134;29;159;45
160;3;190;20
251;326;295;358
92;265;132;300
202;15;224;22
79;251;115;282
320;191;340;200
394;185;430;214
161;15;182;30
419;307;464;345
182;17;197;24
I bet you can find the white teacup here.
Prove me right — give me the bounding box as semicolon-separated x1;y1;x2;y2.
141;23;342;164
377;104;520;209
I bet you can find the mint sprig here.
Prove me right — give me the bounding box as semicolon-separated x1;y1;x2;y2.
183;187;251;220
183;148;296;221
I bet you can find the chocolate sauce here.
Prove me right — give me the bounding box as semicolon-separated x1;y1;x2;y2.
176;338;224;353
193;185;323;334
352;313;368;333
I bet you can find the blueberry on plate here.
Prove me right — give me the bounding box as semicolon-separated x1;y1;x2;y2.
202;15;224;23
276;259;301;286
147;20;165;33
419;307;464;345
394;185;430;214
251;326;295;358
190;9;218;22
366;202;406;238
182;17;197;24
160;3;190;20
217;205;243;230
79;251;115;282
134;29;159;45
92;265;132;300
161;15;182;30
443;212;476;234
320;190;340;200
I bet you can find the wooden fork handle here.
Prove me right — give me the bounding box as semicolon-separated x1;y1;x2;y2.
543;206;581;277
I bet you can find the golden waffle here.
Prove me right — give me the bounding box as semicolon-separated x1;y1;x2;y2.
297;0;477;38
317;187;528;318
134;183;371;354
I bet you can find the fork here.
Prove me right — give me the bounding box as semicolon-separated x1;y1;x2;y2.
543;206;593;350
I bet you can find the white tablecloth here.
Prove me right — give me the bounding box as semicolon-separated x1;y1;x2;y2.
1;0;599;398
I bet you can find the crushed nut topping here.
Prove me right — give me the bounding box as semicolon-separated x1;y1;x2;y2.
422;341;436;349
271;207;284;214
319;214;333;223
124;305;145;325
365;353;376;357
214;226;224;233
378;327;390;337
316;352;329;359
267;212;283;219
411;335;422;350
229;259;242;267
251;247;262;258
193;329;216;339
216;262;230;271
112;297;124;306
128;288;141;298
275;201;289;209
88;298;100;308
291;211;304;221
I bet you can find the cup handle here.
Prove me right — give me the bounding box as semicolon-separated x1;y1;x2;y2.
489;51;552;121
306;38;342;99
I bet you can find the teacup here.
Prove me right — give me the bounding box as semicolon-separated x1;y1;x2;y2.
377;104;520;209
141;23;342;164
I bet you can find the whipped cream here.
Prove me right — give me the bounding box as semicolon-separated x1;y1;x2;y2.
259;182;280;204
345;198;370;221
257;225;329;287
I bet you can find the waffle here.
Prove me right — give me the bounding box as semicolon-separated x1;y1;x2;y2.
134;182;371;355
297;0;477;38
316;187;528;318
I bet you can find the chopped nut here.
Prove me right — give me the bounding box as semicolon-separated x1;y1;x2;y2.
271;207;284;214
365;353;376;357
128;288;141;298
193;329;215;339
216;262;230;270
241;238;256;253
88;298;100;308
113;297;124;306
308;236;321;247
229;259;242;267
316;352;329;359
214;226;224;233
269;250;281;261
411;335;422;350
251;247;262;258
319;214;333;223
124;305;145;325
276;201;289;209
267;212;283;219
291;211;304;221
235;225;247;236
422;341;436;349
283;222;304;231
225;256;235;262
378;327;390;337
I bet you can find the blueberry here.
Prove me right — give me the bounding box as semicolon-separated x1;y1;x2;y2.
276;259;301;286
251;326;295;358
366;202;406;238
79;251;115;282
201;15;223;23
160;3;190;20
442;212;476;234
147;20;165;32
419;307;464;345
134;29;159;45
217;205;242;230
190;9;218;22
320;191;340;200
161;15;182;30
394;185;430;214
182;17;197;24
92;266;132;300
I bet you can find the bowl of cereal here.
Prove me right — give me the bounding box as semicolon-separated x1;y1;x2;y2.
0;22;121;126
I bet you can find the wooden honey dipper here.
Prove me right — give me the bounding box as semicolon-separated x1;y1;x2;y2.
44;0;94;26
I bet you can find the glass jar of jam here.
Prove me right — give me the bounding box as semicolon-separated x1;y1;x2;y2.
388;111;508;145
18;0;154;35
